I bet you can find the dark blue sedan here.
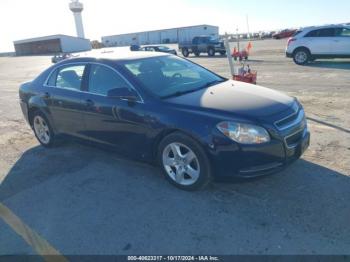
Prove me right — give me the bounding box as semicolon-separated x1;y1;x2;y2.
19;51;310;190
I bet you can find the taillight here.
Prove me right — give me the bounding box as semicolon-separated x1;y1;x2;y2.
287;38;296;46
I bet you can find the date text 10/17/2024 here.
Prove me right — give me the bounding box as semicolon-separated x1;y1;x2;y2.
127;256;220;261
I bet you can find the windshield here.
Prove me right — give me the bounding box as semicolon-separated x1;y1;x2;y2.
209;36;219;42
157;46;170;51
122;55;225;98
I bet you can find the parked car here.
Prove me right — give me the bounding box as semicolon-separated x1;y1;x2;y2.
130;44;141;51
286;25;350;65
178;36;226;57
139;45;177;55
51;53;71;63
19;52;310;191
273;29;297;39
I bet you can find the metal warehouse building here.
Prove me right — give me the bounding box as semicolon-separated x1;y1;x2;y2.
13;34;92;56
102;24;219;47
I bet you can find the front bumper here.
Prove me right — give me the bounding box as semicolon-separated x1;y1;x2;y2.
208;128;310;178
286;52;293;58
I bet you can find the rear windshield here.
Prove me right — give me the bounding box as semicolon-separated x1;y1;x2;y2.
293;30;302;36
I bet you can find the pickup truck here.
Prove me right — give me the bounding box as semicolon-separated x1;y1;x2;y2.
178;36;226;57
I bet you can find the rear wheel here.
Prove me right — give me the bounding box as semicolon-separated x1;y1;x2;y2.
158;132;211;191
182;48;189;57
293;48;310;65
31;110;57;147
208;48;215;57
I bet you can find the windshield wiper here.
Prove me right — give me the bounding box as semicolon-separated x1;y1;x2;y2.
161;79;227;99
161;89;202;99
200;79;226;88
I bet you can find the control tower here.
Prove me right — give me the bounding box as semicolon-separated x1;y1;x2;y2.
69;0;85;38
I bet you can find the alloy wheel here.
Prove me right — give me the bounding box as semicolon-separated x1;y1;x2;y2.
162;142;200;186
33;115;50;144
295;51;307;64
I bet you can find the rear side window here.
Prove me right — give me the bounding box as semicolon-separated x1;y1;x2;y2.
47;65;85;90
305;28;335;37
305;30;318;37
88;64;129;96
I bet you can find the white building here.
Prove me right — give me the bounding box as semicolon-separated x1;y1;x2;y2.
13;34;91;56
102;25;219;47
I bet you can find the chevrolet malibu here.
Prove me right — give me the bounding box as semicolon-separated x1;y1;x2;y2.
19;52;310;190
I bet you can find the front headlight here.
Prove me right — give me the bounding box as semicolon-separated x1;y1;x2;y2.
217;122;270;144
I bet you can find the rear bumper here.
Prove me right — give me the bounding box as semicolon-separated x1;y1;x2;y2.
208;129;310;178
20;100;30;124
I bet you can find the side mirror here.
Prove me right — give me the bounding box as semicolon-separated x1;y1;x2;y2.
107;87;139;102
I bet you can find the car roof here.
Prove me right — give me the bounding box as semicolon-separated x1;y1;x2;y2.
70;48;169;61
301;24;349;31
142;45;163;47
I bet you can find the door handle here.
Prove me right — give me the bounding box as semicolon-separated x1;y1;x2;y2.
43;92;50;99
85;99;94;107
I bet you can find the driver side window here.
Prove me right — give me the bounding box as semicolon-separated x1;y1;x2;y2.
88;64;129;96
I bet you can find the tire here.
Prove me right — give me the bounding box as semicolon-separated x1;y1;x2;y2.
244;56;248;60
182;48;189;57
208;48;215;57
293;48;310;65
220;51;226;56
158;132;212;191
31;110;57;148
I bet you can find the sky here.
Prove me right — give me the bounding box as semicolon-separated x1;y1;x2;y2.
0;0;349;52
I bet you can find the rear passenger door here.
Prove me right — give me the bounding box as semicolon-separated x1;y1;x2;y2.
45;64;87;136
304;28;334;55
197;37;208;52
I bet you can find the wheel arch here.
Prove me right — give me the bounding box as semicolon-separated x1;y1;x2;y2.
152;128;208;163
27;97;56;132
293;46;311;56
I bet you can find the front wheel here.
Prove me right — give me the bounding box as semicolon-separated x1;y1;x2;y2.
158;132;212;191
293;48;310;65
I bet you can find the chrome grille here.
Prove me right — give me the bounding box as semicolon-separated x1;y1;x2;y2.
275;109;305;131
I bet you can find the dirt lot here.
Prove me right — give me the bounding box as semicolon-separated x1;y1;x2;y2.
0;39;349;256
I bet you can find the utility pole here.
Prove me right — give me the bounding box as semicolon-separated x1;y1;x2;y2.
236;27;240;52
224;33;234;77
246;14;250;39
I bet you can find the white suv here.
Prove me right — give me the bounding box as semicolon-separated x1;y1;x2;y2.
286;24;350;65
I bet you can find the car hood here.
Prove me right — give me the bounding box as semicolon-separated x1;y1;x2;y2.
166;80;295;119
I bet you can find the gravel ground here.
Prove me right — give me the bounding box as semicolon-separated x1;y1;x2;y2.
0;39;349;255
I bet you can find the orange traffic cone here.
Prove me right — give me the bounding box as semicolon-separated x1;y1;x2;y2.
246;42;252;54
